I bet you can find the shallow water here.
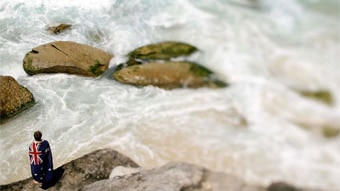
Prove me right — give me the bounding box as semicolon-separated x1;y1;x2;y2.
0;0;339;189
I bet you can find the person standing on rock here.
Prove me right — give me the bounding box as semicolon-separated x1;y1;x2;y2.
29;131;53;189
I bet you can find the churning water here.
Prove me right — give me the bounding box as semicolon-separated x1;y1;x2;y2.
0;0;339;189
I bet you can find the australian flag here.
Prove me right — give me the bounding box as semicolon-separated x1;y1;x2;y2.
29;140;53;188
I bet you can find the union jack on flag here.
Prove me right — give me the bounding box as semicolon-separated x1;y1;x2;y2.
29;143;43;165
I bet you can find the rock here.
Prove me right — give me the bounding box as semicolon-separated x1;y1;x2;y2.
267;182;302;191
299;90;333;106
47;24;72;34
84;162;322;191
0;150;321;191
322;126;340;138
23;41;113;77
0;76;35;120
128;41;198;60
0;149;139;191
115;41;228;89
82;162;264;191
113;61;227;89
109;166;142;179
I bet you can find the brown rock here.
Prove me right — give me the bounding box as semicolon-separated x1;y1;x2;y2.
128;41;198;60
23;41;113;77
47;24;72;35
0;76;35;120
113;61;227;89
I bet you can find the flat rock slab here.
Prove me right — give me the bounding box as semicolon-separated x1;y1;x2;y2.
23;41;113;77
0;75;35;120
113;61;227;89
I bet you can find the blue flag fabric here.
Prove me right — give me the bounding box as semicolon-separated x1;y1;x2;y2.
29;140;54;184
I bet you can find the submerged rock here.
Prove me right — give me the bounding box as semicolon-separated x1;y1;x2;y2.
0;76;35;121
128;41;198;60
47;24;72;34
0;149;139;191
113;61;227;89
23;41;113;77
322;126;340;138
299;90;333;106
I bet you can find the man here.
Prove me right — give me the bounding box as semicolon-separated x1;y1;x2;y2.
29;131;53;189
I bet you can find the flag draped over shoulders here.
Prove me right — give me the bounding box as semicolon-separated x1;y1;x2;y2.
29;140;53;183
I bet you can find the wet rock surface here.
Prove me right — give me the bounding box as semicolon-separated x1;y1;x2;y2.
47;24;72;35
114;61;227;89
114;41;227;89
0;75;35;121
23;41;113;77
127;41;198;60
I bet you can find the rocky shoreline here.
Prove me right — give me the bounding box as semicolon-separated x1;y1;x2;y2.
0;26;337;191
0;149;318;191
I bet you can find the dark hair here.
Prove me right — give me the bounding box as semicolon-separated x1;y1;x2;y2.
34;131;42;141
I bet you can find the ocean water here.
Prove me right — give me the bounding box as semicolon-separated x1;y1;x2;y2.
0;0;339;189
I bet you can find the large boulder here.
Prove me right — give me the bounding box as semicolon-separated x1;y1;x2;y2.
0;149;139;191
23;41;113;77
113;61;227;89
0;75;35;120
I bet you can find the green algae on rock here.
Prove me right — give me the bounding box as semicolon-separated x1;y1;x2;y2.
114;41;227;89
127;41;198;60
23;41;113;77
113;61;227;89
88;60;106;76
0;76;35;120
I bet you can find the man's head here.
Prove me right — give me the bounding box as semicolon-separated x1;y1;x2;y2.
34;131;42;141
